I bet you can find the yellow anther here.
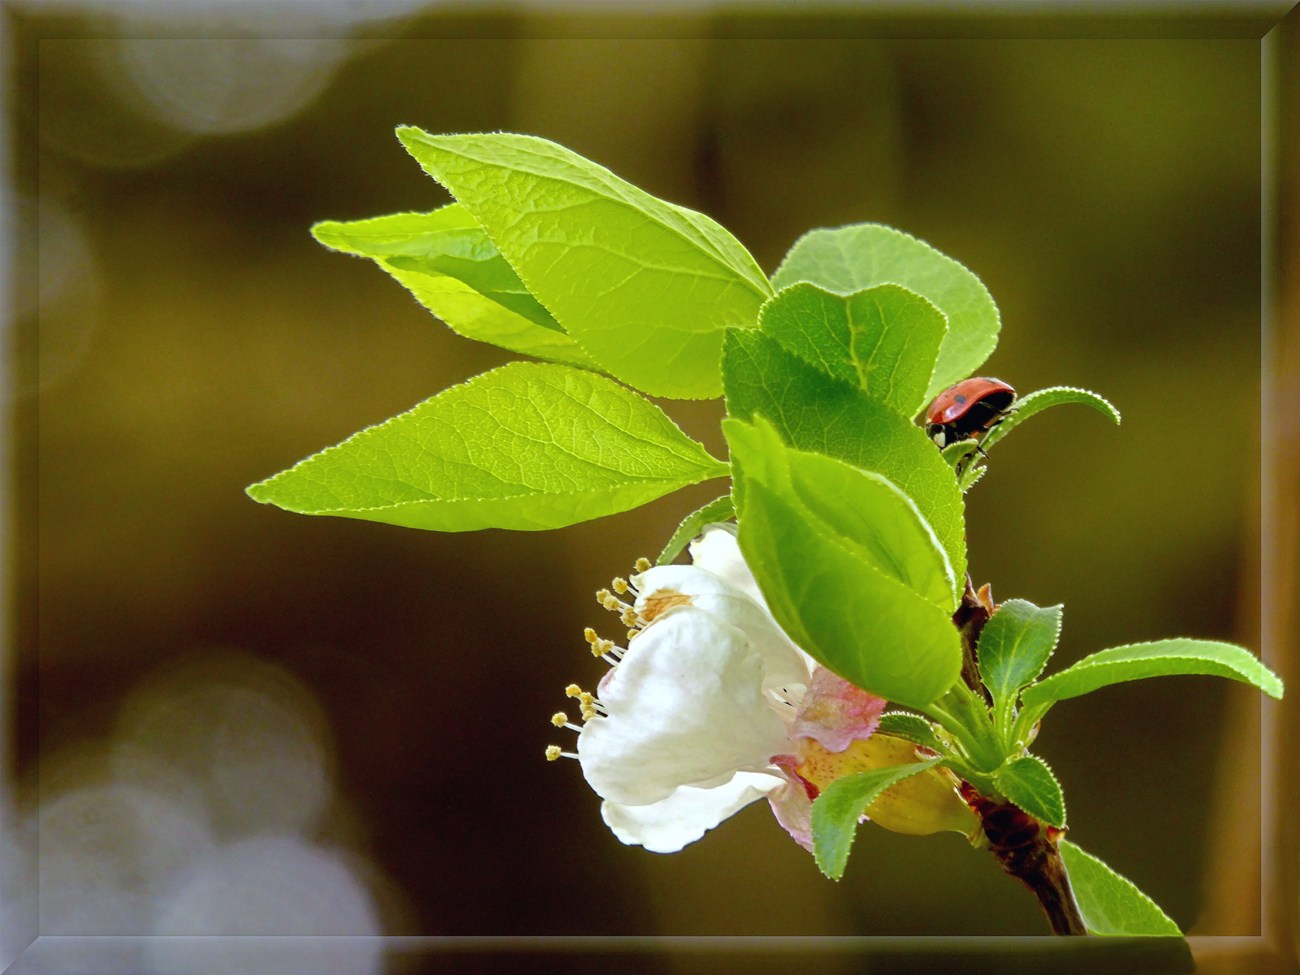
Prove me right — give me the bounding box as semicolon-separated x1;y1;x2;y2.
634;557;651;573
612;577;629;594
551;711;570;727
565;684;584;698
545;745;563;761
627;629;639;642
620;607;640;627
583;627;598;644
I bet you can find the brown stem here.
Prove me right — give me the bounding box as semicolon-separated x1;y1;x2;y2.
964;787;1088;935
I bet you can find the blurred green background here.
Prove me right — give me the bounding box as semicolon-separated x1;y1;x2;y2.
12;1;1285;958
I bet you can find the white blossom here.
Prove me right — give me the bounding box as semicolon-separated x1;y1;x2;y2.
549;528;974;853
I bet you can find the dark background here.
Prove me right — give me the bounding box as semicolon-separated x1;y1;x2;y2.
9;2;1296;967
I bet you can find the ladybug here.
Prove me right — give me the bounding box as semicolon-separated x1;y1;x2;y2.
925;377;1016;448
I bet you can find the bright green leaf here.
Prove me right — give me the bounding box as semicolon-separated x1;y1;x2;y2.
312;207;594;367
979;599;1063;717
656;495;735;565
1020;639;1284;717
785;450;956;610
1058;839;1181;936
725;420;962;707
812;760;942;880
993;754;1066;828
877;712;946;753
980;385;1121;453
730;416;956;608
397;128;772;399
723;328;966;587
771;223;999;401
758;282;947;417
247;362;728;532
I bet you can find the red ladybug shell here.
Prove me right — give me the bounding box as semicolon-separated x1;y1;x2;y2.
925;377;1016;447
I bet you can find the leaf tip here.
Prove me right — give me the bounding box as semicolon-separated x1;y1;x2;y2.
309;219;344;248
394;123;429;145
244;477;273;504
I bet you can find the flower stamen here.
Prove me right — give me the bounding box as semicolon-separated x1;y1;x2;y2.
583;628;623;664
596;588;635;617
551;711;582;732
545;745;577;761
564;683;606;720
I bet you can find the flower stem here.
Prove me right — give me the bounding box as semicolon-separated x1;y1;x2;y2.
964;787;1088;935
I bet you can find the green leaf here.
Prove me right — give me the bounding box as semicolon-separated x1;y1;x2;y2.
979;385;1121;453
1058;839;1181;936
725;419;962;707
1020;639;1285;718
723;329;966;589
312;207;594;368
939;438;979;470
730;416;956;608
656;495;735;565
993;754;1066;828
397;128;772;399
979;599;1063;720
757;282;947;417
812;760;942;880
877;712;946;753
247;362;728;532
771;223;999;401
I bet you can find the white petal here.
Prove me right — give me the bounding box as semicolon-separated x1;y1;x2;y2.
633;564;811;695
578;608;790;806
687;528;765;605
684;528;821;678
600;770;786;853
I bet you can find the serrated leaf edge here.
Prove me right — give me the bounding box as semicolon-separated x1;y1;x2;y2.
1058;839;1181;936
994;753;1066;828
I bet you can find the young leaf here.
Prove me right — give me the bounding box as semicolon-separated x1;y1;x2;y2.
757;282;947;418
771;223;999;401
1058;839;1181;936
1020;639;1284;718
723;329;966;588
729;416;956;609
877;712;946;753
726;420;961;708
993;754;1066;828
247;362;728;532
656;495;735;565
312;207;593;368
979;385;1121;453
939;438;979;469
396;128;772;399
979;599;1063;716
812;760;942;880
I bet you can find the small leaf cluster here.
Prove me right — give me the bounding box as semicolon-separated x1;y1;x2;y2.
248;129;1282;937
